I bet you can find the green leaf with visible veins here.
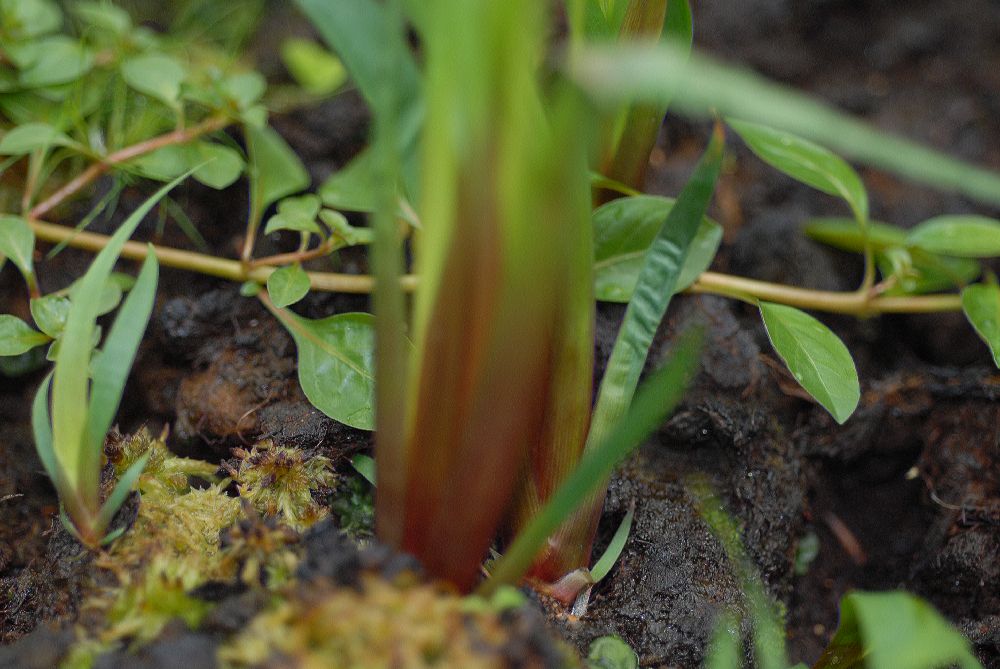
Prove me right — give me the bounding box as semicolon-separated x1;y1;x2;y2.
962;283;1000;367
759;302;859;423
267;264;311;308
276;311;375;430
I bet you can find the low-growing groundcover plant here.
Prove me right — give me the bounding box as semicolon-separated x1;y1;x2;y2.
1;0;998;666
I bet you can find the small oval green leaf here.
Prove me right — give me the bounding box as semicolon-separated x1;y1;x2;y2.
264;194;323;236
592;195;721;303
907;215;1000;258
267;264;311;308
961;283;1000;368
729;119;869;224
279;312;375;430
121;54;186;106
30;294;70;338
759;302;859;423
0;314;51;356
0;215;35;282
587;636;638;669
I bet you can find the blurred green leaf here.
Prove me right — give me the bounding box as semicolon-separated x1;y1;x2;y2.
70;2;131;34
129;141;244;190
29;294;70;338
13;36;93;88
121;54;186;107
759;302;859;423
319;149;377;213
815;591;983;669
319;210;372;246
275;311;375;430
246;124;310;212
729;119;868;224
0;314;50;355
586;636;638;669
0;0;61;40
281;38;347;95
0;123;79;154
267;264;311;308
704;612;742;669
0;215;35;282
221;71;265;110
263;194;322;235
592;195;721;302
907;215;1000;258
962;282;1000;368
351;453;376;486
569;43;1000;208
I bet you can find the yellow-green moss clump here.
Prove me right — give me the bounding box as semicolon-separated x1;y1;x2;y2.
219;574;578;669
226;440;335;530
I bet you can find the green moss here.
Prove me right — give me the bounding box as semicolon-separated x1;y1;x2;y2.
228;440;335;531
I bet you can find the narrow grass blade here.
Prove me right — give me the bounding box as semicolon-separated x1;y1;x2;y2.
570;43;1000;207
84;248;159;485
31;372;62;489
52;174;187;502
481;326;702;595
589;503;634;583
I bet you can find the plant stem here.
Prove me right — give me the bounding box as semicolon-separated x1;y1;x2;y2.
27;115;230;220
249;239;336;268
29;219;418;293
27;219;961;314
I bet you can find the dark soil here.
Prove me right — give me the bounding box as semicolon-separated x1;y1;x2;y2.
3;0;1000;667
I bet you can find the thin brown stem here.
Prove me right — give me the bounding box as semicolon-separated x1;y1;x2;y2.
250;239;336;268
28;115;230;220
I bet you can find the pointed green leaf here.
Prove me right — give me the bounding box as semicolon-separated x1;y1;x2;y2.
759;302;859;423
319;149;378;213
815;592;983;669
85;250;159;473
0;314;50;355
31;372;62;489
351;454;376;486
592;195;721;303
30;294;71;338
589;505;634;583
0;123;79;155
275;311;375;430
121;54;186;106
907;215;1000;258
246;124;310;212
962;283;1000;368
267;264;311;308
729;119;868;224
96;452;149;531
0;215;35;282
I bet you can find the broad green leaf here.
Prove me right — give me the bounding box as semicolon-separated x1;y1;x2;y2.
568;43;1000;208
52;174;187;492
586;636;638;669
962;283;1000;368
121;54;186;106
319;210;373;246
0;314;50;355
815;592;983;669
281;38;347;95
806;218;981;294
0;215;35;282
263;194;322;235
0;0;62;39
30;294;70;338
221;72;266;111
729;119;868;224
319;149;378;213
85;251;159;479
15;36;94;88
0;123;78;154
587;129;722;452
907;215;1000;258
592;195;721;302
246;124;310;212
267;264;311;308
276;311;375;430
759;302;859;423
